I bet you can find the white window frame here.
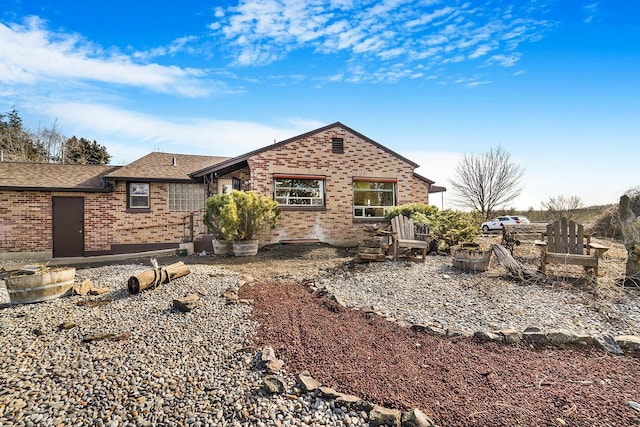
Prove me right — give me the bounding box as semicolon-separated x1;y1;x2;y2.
128;182;150;209
274;175;325;207
352;178;396;218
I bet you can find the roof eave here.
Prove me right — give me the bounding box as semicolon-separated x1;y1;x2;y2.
412;172;435;184
0;186;112;193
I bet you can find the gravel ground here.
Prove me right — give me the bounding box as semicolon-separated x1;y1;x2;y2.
0;263;368;426
1;241;639;426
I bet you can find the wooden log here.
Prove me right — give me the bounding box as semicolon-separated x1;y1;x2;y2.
127;261;191;294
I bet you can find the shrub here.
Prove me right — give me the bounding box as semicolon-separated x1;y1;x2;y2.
204;190;281;241
416;209;478;249
384;203;438;222
203;193;233;240
386;203;478;251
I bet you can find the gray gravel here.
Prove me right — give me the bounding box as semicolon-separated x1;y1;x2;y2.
322;257;640;336
0;263;368;426
1;257;639;426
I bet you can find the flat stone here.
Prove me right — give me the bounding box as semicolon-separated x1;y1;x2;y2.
615;335;640;351
523;330;548;345
89;287;109;295
426;325;446;336
263;375;286;394
594;335;624;355
401;408;435;427
74;279;92;296
498;329;521;344
547;329;579;345
260;346;277;364
58;321;77;330
173;294;200;312
298;372;321;392
319;386;341;399
266;359;285;373
369;405;401;426
82;332;115;342
474;331;500;342
335;393;361;409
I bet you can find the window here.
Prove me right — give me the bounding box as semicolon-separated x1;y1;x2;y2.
128;182;150;209
332;138;344;154
274;175;325;207
169;183;206;211
353;179;396;218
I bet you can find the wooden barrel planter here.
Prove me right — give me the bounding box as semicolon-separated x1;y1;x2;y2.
233;239;259;257
4;267;76;304
212;240;233;255
451;243;492;273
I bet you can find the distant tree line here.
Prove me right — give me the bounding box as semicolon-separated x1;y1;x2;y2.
0;106;111;165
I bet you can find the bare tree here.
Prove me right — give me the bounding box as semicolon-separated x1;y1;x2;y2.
32;119;66;163
541;194;583;221
449;146;524;219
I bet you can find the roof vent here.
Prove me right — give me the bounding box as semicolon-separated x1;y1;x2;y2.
171;157;177;166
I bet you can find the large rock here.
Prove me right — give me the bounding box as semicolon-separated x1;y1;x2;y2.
370;405;401;426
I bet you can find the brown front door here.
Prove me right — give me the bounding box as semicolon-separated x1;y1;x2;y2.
52;197;84;257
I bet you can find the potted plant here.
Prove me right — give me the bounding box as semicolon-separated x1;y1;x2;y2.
203;193;234;255
205;190;281;256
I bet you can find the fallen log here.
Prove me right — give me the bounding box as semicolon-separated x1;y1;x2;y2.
491;243;544;282
127;261;191;294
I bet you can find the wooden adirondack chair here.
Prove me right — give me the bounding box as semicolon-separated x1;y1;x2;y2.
534;217;609;276
391;215;430;263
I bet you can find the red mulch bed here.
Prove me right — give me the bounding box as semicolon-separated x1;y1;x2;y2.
240;281;640;427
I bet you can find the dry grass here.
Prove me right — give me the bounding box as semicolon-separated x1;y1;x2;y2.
483;234;634;309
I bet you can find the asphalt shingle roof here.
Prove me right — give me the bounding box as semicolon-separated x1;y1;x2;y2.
0;162;120;191
105;152;229;181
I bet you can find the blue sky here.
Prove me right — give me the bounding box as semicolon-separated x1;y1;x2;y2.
1;0;638;210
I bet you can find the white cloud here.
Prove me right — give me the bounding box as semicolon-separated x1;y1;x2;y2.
582;2;599;24
42;102;323;163
211;0;552;83
488;53;521;67
0;17;214;97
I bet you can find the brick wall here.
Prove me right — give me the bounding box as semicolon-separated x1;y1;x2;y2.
245;125;430;245
1;182;196;256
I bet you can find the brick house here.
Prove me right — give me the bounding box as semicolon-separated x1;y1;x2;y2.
0;122;443;259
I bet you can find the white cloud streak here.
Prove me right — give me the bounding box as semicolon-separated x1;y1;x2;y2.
0;17;213;97
44;102;324;162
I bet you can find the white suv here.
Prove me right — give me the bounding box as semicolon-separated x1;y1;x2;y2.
481;216;530;232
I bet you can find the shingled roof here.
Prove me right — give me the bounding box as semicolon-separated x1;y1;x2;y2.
105;152;229;182
0;162;120;192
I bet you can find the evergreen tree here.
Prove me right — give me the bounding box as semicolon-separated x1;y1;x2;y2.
63;136;111;165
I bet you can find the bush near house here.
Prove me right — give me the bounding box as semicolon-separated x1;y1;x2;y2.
385;204;479;251
204;190;281;241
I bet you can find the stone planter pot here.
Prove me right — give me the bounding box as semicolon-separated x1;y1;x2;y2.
212;240;233;255
451;243;492;273
233;239;259;257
